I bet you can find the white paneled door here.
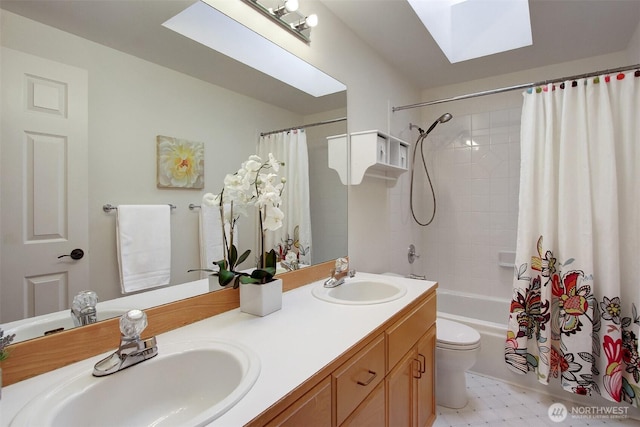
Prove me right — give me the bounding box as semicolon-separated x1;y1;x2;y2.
1;47;89;323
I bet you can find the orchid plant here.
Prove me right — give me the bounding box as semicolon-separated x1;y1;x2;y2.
190;153;285;288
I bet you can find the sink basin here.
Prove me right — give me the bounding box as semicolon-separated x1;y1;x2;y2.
8;308;130;342
10;339;261;427
312;278;407;305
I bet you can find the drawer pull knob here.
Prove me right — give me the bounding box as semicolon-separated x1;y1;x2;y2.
357;370;377;386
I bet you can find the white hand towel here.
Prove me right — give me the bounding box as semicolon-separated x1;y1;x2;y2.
199;203;234;278
117;205;171;293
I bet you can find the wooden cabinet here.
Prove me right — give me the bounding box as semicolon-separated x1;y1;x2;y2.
266;376;332;427
254;289;437;427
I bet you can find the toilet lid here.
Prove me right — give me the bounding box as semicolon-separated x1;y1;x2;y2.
436;318;480;347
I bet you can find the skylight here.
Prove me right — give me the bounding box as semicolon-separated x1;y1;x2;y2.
162;1;346;97
407;0;532;63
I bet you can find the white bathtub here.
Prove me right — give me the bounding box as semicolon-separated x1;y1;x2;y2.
436;288;640;420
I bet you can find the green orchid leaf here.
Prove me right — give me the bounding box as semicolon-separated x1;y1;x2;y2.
229;245;238;268
187;268;215;274
240;276;260;285
250;267;275;282
265;249;277;269
237;249;251;266
232;275;243;289
218;268;236;286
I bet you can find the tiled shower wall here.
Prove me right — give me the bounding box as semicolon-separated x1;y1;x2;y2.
420;107;522;301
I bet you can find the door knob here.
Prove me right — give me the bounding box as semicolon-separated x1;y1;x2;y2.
58;248;85;260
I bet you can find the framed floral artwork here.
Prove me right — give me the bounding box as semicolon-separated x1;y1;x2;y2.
156;135;204;189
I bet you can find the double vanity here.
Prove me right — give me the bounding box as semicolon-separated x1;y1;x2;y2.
1;271;437;426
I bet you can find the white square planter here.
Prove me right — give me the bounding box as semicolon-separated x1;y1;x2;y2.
239;278;282;316
208;275;226;292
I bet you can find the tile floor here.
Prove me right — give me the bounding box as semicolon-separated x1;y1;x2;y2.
434;373;638;426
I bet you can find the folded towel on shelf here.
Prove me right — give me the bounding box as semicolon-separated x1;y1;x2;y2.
117;205;171;293
199;203;234;278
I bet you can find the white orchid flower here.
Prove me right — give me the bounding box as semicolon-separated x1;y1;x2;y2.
263;205;284;231
267;153;281;172
243;155;262;172
202;192;218;206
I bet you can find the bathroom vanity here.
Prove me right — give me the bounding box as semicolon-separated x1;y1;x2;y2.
257;284;437;427
1;273;437;427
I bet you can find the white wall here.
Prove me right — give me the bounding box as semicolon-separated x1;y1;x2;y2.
0;10;305;304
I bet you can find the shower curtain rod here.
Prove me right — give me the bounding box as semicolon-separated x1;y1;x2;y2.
260;116;347;137
392;63;640;112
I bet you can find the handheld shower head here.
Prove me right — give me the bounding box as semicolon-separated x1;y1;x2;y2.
409;112;453;227
438;113;453;123
424;112;453;135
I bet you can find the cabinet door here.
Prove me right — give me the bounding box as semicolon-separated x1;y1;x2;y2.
266;376;331;427
416;326;436;427
386;347;418;427
341;380;385;427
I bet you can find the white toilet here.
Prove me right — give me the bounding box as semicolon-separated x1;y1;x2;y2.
436;318;481;409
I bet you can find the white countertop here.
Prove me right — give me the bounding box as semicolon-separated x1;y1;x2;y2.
0;273;436;427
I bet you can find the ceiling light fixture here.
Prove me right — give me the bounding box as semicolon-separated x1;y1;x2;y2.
244;0;317;43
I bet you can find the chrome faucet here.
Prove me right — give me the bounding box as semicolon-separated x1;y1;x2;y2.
324;258;356;288
93;309;158;377
71;290;98;327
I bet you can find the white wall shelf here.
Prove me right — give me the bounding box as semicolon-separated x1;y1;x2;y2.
328;130;410;185
350;130;409;184
327;130;410;185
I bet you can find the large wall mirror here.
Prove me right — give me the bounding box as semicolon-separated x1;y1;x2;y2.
0;0;348;343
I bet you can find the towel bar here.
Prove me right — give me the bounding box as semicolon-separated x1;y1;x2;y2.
103;204;176;213
188;204;201;210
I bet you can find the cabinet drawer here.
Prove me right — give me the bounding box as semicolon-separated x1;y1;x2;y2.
333;334;386;426
386;292;436;371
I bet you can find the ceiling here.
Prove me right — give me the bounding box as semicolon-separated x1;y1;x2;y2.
321;0;640;90
2;0;639;110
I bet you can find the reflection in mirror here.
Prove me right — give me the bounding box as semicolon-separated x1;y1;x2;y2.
0;0;347;343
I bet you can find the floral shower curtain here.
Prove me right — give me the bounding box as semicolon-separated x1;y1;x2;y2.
505;70;640;405
258;130;312;265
